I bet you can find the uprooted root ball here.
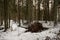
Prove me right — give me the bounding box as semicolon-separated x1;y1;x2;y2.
25;22;48;32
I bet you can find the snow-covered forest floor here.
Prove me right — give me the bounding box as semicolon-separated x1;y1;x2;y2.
0;20;60;40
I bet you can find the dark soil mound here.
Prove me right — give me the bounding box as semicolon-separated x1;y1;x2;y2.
25;22;48;32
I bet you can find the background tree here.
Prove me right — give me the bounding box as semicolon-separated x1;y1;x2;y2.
43;0;49;22
4;0;8;32
0;0;4;26
53;0;58;26
17;0;21;26
37;0;42;21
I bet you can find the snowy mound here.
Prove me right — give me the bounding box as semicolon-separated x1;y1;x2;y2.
19;27;60;40
0;26;60;40
42;21;54;28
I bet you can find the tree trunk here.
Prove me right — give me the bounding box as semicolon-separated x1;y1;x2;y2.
4;0;8;32
43;0;49;23
37;0;42;21
18;0;21;26
54;0;58;26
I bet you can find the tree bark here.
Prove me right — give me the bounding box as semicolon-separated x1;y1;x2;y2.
4;0;8;32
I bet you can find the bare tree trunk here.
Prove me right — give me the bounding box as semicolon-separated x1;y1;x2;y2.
8;11;10;28
28;0;33;23
43;0;49;23
37;0;42;21
18;0;21;26
26;0;29;24
34;0;37;22
0;12;3;26
54;0;58;26
4;0;8;32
